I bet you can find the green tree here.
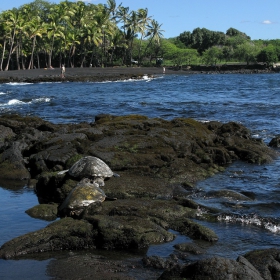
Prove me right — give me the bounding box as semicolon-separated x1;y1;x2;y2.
25;16;44;69
178;28;226;54
125;10;140;64
44;3;66;67
257;44;278;66
222;46;234;62
144;19;164;59
0;11;11;70
137;8;151;63
172;48;198;68
234;42;259;65
3;8;20;70
178;31;192;47
226;27;250;39
202;46;223;65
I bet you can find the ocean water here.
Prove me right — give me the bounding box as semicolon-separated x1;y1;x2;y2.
0;73;280;278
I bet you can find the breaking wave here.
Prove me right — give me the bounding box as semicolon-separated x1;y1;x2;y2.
7;99;27;105
1;98;50;107
218;213;280;234
6;82;33;86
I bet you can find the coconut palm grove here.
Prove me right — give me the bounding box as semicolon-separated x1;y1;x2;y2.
0;0;280;71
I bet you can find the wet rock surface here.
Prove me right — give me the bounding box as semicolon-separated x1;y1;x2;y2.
0;113;279;279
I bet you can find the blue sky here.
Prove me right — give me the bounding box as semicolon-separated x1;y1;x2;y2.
1;0;279;40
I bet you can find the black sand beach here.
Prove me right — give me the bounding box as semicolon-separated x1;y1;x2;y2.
0;64;275;84
0;67;166;83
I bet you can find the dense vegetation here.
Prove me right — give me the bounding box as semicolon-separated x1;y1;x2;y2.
0;0;279;70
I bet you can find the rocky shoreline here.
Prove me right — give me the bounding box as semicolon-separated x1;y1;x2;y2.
0;113;280;279
0;64;278;84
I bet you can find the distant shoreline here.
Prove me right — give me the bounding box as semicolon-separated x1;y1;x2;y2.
0;65;277;83
0;67;164;83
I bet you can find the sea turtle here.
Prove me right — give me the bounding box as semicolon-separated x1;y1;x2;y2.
58;156;119;186
58;178;107;217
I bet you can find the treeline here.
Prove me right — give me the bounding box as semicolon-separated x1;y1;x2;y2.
0;0;279;71
0;0;164;70
171;27;280;67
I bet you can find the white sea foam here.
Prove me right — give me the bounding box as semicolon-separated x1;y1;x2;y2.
7;99;26;105
264;223;280;233
1;98;50;107
38;81;62;84
33;97;51;103
0;92;7;95
218;214;280;234
6;82;33;86
94;75;157;84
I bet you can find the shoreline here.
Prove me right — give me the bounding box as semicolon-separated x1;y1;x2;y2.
0;66;277;83
0;67;165;83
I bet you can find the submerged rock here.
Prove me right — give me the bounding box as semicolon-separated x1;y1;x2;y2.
206;189;253;201
174;242;204;255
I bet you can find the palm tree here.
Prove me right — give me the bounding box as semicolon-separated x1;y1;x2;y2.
104;0;117;18
125;10;140;65
144;19;164;61
0;11;11;70
4;8;20;70
137;8;151;63
116;6;130;37
94;4;115;66
0;1;163;69
108;28;127;65
26;18;44;69
44;4;66;67
17;3;41;69
65;1;88;67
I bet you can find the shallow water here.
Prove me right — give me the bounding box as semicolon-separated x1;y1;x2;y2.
0;73;280;278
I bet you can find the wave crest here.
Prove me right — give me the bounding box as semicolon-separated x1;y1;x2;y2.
218;213;280;233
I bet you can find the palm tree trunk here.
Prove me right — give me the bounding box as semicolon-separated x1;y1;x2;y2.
0;39;7;71
109;48;115;65
48;34;55;68
16;44;20;70
137;35;144;64
28;37;36;70
37;53;40;69
5;32;16;71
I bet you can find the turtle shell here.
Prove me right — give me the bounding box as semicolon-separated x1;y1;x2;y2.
58;179;106;216
68;156;113;179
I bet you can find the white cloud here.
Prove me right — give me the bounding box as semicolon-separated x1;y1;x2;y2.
262;20;272;24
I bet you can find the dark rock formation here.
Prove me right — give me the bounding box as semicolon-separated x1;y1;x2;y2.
244;248;280;280
269;135;280;148
25;204;58;221
0;218;94;259
0;114;278;259
158;248;280;279
174;242;204;255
